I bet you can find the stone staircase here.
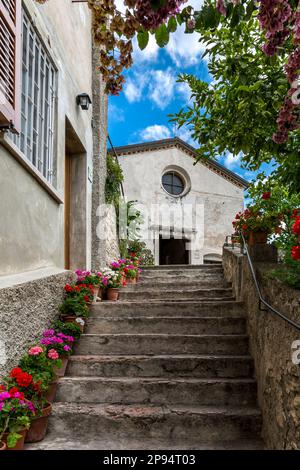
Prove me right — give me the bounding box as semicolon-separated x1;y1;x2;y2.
28;265;264;450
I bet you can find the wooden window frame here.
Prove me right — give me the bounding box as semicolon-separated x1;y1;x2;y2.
0;0;21;132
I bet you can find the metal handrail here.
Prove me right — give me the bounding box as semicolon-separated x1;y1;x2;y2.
225;233;300;332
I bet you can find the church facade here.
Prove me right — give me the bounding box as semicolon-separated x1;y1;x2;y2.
115;138;248;265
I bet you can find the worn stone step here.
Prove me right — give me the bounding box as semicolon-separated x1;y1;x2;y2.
67;355;254;378
91;300;245;318
119;288;233;301
75;334;249;356
127;280;230;289
140;272;224;279
45;403;262;442
142;264;222;271
26;436;264;450
85;316;246;335
56;377;257;406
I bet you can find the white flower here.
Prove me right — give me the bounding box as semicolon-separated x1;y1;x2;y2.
75;318;85;326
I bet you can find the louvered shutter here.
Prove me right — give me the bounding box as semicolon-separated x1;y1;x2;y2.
0;0;21;131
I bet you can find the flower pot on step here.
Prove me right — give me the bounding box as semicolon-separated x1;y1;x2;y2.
107;288;119;301
93;285;100;303
0;441;6;451
54;357;69;377
45;380;58;404
248;230;268;246
126;277;136;285
3;428;27;451
25;402;52;443
61;315;85;333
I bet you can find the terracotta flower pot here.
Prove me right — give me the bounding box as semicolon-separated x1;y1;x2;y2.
61;315;85;333
0;441;6;451
93;285;100;303
3;428;27;451
126;277;136;285
248;230;268;246
25;402;52;443
45;380;58;404
107;288;119;301
54;357;69;377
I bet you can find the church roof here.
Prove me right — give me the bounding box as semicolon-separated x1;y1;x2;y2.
108;137;248;189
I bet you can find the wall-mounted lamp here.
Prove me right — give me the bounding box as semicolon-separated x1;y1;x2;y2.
76;93;92;111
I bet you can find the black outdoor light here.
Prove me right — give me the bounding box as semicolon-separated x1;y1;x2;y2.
76;93;92;111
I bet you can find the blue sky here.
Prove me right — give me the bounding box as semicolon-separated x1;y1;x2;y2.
108;1;274;184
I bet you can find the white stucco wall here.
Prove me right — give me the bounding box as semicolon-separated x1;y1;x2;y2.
0;0;94;277
119;146;245;265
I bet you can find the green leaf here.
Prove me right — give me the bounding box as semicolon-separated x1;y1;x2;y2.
137;30;149;50
167;16;177;33
7;433;22;449
155;24;169;48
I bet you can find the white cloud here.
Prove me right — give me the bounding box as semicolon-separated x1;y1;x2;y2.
224;152;242;169
166;22;204;67
124;76;144;103
148;68;177;109
108;103;125;122
132;35;160;64
139;125;172;141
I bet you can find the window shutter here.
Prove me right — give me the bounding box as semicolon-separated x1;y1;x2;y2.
0;0;21;131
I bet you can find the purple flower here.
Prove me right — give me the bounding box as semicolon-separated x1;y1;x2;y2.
0;391;11;401
43;329;55;337
40;338;51;346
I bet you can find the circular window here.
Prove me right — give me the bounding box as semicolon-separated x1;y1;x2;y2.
162;171;185;196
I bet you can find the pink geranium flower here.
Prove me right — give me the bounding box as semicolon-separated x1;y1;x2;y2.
48;349;59;360
28;346;43;356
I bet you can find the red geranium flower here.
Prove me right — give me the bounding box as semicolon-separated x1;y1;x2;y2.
64;284;73;293
292;216;300;236
16;372;33;388
262;192;271;200
291;245;300;261
83;295;90;303
10;367;23;378
292;209;299;219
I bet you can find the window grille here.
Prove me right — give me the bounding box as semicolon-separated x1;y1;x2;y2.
12;11;57;185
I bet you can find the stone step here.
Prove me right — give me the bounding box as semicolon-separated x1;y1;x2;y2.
85;316;246;335
75;334;249;356
127;280;230;289
56;377;257;406
119;288;233;301
26;436;264;450
45;403;262;442
142;264;222;271
91;300;245;318
140;272;224;279
67;355;254;378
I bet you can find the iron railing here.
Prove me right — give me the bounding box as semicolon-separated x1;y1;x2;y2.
224;233;300;332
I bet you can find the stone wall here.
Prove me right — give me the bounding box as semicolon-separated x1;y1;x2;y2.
0;270;74;377
105;205;120;263
223;246;300;449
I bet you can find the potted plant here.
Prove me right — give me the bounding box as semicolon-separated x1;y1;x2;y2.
95;272;109;300
105;270;122;301
6;363;55;444
19;345;59;406
75;270;100;302
124;264;138;284
40;329;74;378
0;381;35;450
52;319;82;342
59;295;89;332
